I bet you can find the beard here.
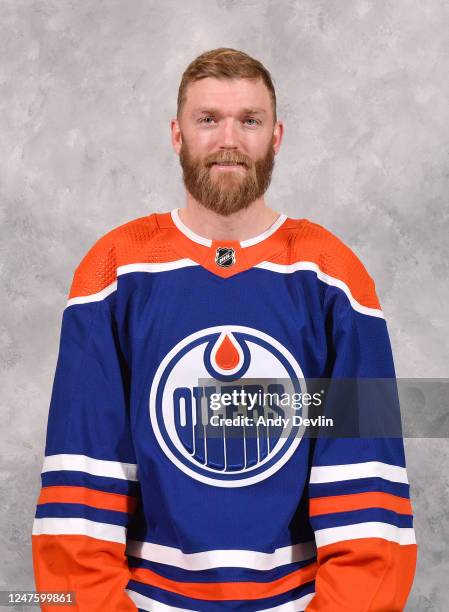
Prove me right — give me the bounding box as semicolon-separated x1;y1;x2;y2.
179;136;275;217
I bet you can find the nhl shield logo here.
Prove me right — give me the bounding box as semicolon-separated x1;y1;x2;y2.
215;247;235;268
149;325;307;488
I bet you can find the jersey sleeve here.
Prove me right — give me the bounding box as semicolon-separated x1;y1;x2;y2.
305;248;417;611
31;235;139;612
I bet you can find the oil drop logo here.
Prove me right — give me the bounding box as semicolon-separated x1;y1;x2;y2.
149;325;306;487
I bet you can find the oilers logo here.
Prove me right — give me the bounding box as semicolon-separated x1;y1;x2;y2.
149;325;307;487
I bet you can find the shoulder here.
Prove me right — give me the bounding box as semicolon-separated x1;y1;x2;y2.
291;218;374;281
68;213;160;300
284;218;381;313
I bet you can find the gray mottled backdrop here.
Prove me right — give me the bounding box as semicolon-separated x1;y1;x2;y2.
1;1;448;610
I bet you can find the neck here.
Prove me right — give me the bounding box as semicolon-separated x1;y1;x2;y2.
178;195;281;242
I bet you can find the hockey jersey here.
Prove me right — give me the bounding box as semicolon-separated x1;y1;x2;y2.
32;208;417;611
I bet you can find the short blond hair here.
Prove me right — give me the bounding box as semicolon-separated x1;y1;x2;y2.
177;47;277;122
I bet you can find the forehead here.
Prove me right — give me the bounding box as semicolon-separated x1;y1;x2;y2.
183;77;272;115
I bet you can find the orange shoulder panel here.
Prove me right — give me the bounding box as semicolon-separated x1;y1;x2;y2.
270;219;381;310
68;214;180;299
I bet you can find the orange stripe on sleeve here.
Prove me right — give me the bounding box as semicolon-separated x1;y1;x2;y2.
309;491;413;517
129;561;317;601
37;486;138;514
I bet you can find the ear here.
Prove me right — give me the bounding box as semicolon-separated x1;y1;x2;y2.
272;120;284;155
273;121;284;155
171;118;183;155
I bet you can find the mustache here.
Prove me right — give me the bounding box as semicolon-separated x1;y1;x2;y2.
205;152;251;168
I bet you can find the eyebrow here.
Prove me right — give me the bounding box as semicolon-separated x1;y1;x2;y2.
192;107;267;116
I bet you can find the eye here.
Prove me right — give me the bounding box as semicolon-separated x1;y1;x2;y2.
199;116;216;125
244;117;260;126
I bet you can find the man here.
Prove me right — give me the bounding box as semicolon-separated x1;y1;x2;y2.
32;48;417;611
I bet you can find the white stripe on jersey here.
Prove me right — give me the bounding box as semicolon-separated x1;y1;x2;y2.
126;589;199;612
42;453;138;481
255;260;384;319
32;517;126;544
117;259;199;276
309;461;409;485
66;281;117;306
125;539;317;571
314;522;416;548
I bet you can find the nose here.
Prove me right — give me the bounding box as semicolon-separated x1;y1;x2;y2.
219;117;239;149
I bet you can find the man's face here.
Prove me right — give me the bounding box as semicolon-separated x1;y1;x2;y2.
173;77;282;216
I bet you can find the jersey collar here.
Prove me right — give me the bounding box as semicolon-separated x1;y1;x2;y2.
156;208;295;278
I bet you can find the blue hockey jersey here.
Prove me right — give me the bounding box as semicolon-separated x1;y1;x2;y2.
32;208;417;611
